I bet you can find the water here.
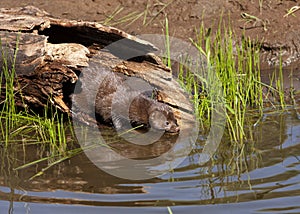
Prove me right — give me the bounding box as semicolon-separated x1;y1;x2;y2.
0;113;300;214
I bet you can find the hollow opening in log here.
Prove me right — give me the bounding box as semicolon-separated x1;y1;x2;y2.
40;24;139;50
39;24;154;61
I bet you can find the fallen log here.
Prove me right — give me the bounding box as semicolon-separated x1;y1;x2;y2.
0;6;197;133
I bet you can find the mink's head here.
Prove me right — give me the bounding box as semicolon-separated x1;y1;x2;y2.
149;102;180;133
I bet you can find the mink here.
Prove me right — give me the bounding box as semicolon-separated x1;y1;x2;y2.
94;68;180;133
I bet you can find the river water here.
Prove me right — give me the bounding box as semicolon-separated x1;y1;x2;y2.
0;111;299;214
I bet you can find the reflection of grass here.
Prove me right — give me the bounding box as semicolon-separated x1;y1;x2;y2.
167;207;173;214
0;147;19;212
0;104;80;179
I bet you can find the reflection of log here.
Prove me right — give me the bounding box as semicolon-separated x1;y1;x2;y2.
0;6;196;131
0;144;151;197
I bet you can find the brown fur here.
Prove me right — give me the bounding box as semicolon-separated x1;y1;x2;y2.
94;69;180;133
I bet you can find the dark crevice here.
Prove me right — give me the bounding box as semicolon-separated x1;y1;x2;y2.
40;24;113;47
38;24;152;60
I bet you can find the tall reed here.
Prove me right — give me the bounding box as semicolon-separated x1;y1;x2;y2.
184;22;263;143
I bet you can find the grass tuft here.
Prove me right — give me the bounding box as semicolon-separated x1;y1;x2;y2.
174;19;287;174
0;35;79;179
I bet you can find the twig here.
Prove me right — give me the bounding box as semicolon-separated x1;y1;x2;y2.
240;12;268;31
284;6;300;17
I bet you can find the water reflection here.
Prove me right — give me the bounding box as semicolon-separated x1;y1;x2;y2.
0;113;299;213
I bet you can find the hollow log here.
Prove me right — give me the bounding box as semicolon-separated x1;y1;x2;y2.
0;6;196;132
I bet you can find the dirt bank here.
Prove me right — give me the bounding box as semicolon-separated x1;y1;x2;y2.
1;0;300;66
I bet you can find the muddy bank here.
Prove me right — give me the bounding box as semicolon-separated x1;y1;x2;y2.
1;1;300;66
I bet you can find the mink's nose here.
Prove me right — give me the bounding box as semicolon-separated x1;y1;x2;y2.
169;125;180;133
